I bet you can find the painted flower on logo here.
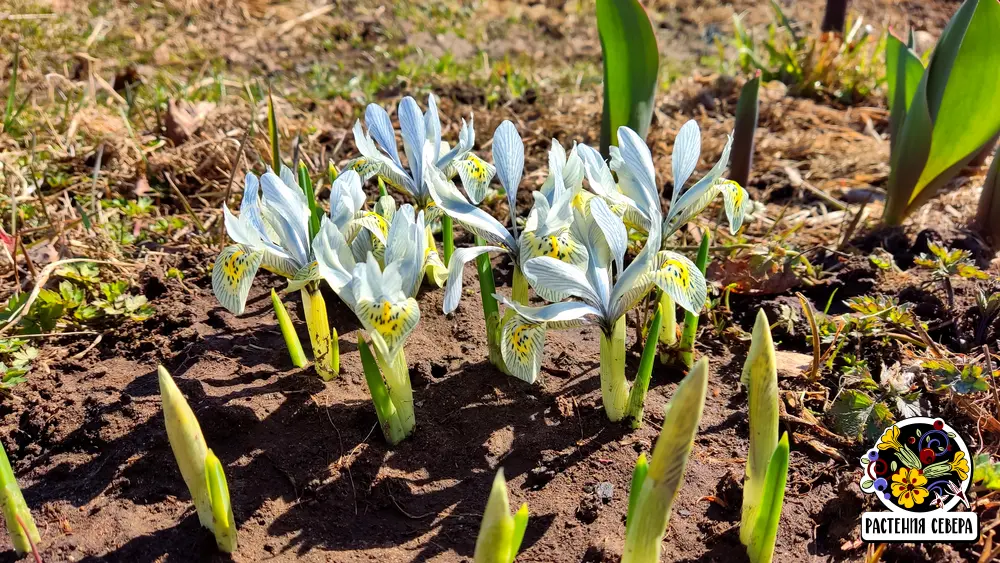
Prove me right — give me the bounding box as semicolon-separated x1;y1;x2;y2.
949;451;969;481
890;467;928;509
877;426;902;451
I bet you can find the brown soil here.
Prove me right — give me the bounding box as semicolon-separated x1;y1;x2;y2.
2;228;994;563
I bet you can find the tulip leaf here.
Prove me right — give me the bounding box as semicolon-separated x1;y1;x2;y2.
975;143;1000;241
884;0;1000;223
597;0;659;154
885;33;924;154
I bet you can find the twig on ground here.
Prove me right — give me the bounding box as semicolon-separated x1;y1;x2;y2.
164;173;207;233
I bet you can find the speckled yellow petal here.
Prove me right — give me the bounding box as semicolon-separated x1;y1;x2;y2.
455;153;497;204
357;297;420;357
501;314;545;384
212;245;263;315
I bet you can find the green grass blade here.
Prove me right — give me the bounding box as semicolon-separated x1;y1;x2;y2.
3;41;19;131
679;232;710;367
730;73;760;189
597;0;659;153
627;303;663;428
748;433;790;563
298;162;322;240
270;289;307;368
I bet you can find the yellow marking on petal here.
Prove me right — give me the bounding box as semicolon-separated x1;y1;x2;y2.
223;250;249;284
661;258;691;289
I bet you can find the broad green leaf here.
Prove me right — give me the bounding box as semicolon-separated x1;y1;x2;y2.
597;0;659;153
740;310;778;547
748;433;790;563
911;0;1000;205
885;33;924;154
267;90;281;171
885;0;1000;223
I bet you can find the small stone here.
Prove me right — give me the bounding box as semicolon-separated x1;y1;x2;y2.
596;482;614;504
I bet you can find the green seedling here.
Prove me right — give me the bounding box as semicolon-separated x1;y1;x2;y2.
158;365;236;552
473;469;529;563
270;289;307;368
623;358;709;562
739;310;790;563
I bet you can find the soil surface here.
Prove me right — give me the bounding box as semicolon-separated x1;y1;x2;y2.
2;0;998;562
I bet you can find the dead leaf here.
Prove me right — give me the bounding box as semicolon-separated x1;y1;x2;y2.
164;99;216;145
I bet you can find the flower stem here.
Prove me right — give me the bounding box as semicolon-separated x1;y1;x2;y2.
271;289;307;368
301;284;339;380
600;317;630;422
511;266;529;305
679;232;711;367
475;235;508;374
657;292;677;364
441;214;454;265
373;341;415;439
358;335;407;444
